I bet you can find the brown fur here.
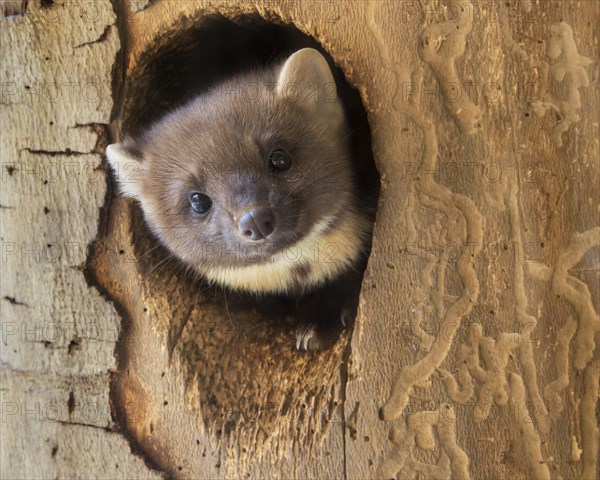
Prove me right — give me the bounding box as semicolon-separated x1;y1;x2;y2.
106;49;370;296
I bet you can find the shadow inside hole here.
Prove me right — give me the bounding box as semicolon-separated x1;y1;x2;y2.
122;14;324;137
117;13;380;432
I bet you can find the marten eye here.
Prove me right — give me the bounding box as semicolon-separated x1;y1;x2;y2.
268;149;292;173
189;192;212;214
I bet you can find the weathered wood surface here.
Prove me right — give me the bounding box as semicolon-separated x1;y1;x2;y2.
0;1;161;478
1;1;598;479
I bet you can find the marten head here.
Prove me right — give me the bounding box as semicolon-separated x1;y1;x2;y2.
106;49;367;294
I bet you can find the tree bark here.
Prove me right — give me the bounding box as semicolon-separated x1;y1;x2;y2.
1;1;598;479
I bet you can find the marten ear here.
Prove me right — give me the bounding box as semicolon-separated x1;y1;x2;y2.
276;48;343;121
105;142;143;199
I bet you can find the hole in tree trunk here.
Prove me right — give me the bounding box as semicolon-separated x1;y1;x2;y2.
88;12;379;471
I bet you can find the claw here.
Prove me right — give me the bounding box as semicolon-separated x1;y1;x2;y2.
295;325;317;351
304;328;314;350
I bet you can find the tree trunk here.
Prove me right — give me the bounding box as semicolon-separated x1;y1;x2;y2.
1;1;598;479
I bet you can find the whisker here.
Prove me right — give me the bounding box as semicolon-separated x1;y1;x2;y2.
153;256;180;284
161;258;189;291
135;242;166;262
223;287;237;334
140;253;176;283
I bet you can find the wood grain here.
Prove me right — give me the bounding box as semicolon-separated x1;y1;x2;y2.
1;1;598;479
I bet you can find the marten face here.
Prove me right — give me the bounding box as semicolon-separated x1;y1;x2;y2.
107;49;367;294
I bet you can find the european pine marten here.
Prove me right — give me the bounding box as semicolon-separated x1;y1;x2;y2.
106;48;373;350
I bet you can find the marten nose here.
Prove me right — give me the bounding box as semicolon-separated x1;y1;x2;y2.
238;207;276;241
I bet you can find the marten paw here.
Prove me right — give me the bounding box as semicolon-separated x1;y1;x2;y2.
295;323;327;351
295;308;353;351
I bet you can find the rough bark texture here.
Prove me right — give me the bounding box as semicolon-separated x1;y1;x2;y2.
1;1;598;480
